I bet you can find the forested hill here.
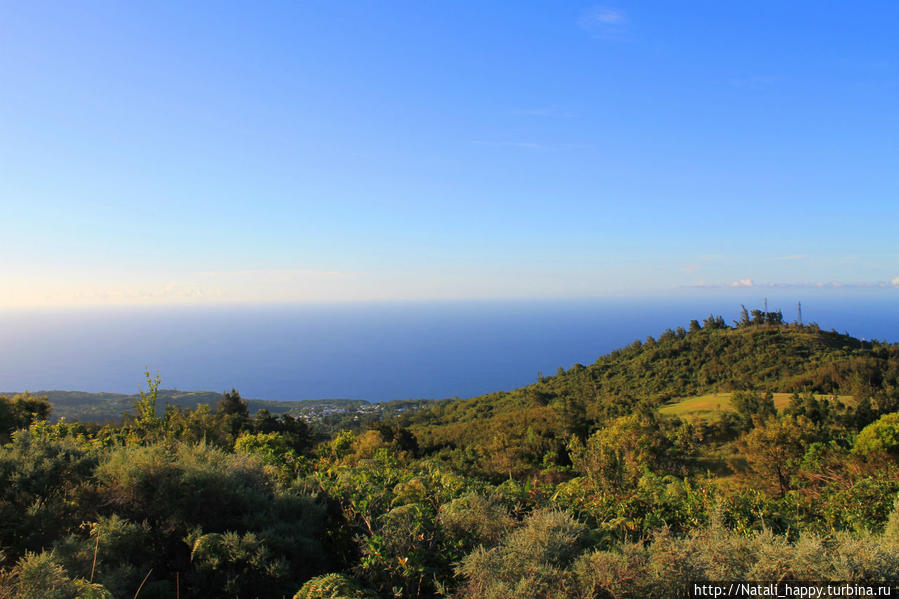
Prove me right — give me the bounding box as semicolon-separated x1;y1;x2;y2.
407;314;899;450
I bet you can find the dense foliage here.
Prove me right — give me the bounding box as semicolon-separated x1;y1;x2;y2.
2;317;899;598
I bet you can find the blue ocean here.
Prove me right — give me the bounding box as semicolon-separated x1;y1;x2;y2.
1;291;897;402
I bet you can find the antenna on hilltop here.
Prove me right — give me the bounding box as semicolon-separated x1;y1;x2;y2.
798;301;802;325
764;297;768;312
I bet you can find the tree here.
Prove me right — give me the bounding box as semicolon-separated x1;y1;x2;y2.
703;314;726;330
740;416;806;496
218;389;250;440
0;393;51;442
732;390;776;428
571;414;669;492
738;305;750;327
854;412;899;457
135;370;161;422
128;370;164;443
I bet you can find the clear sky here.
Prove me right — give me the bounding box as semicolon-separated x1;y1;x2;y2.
1;1;897;306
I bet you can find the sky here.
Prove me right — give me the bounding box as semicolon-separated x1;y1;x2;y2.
1;1;897;307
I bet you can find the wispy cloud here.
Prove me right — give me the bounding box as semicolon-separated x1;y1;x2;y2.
691;278;899;289
582;6;627;25
578;6;630;39
0;268;362;307
198;268;353;280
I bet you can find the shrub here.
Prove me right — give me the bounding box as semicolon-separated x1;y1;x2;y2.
0;550;112;599
189;531;290;598
884;495;899;545
94;442;329;593
438;492;514;554
455;509;587;599
52;515;156;598
293;573;376;599
0;434;97;558
855;412;899;457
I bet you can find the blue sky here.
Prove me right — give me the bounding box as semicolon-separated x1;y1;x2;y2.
1;1;897;306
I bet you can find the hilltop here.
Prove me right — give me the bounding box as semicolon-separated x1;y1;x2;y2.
406;315;899;454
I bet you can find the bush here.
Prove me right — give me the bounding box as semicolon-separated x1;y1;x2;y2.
855;412;899;457
455;509;587;599
52;515;154;598
93;442;329;594
0;434;97;558
455;509;899;599
438;492;514;555
0;550;112;599
884;495;899;545
571;415;669;493
571;523;899;598
293;573;376;599
189;531;289;598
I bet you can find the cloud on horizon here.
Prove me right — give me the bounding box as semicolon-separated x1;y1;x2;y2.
691;278;899;290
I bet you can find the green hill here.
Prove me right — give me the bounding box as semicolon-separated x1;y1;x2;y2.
408;318;899;452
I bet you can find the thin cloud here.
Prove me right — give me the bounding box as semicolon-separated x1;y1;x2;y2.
578;6;630;39
690;279;899;290
582;6;627;25
198;268;354;280
731;278;755;288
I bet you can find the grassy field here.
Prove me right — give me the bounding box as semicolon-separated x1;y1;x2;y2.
658;392;852;420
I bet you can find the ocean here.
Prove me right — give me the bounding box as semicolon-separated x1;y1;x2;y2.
1;291;897;402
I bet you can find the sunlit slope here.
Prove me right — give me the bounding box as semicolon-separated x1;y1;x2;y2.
409;321;897;448
657;392;855;420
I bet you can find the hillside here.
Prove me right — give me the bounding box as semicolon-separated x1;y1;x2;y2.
408;317;899;451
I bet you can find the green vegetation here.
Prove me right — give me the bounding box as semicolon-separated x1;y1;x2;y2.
3;389;430;427
2;314;899;597
658;392;853;419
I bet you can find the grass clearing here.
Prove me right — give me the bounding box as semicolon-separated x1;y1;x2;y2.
658;392;853;420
